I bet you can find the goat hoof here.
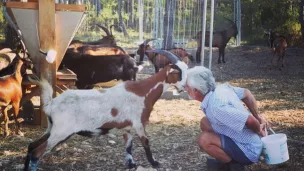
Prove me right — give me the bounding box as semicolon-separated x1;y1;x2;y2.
126;161;137;169
16;130;24;136
4;130;11;137
151;161;160;168
223;61;226;63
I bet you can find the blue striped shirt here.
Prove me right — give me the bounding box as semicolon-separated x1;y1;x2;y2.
200;83;263;162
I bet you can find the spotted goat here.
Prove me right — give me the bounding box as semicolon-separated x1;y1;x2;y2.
24;50;188;171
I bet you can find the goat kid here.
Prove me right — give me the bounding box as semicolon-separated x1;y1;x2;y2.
0;53;31;136
195;18;238;64
24;50;188;171
137;39;194;73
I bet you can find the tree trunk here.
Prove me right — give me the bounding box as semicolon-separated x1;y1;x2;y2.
163;0;176;49
118;0;129;37
300;0;304;40
96;0;101;16
129;0;134;28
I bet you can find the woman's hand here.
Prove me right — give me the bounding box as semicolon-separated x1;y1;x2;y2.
258;122;267;137
258;115;270;129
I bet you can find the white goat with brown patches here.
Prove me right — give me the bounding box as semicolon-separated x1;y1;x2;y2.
24;50;188;171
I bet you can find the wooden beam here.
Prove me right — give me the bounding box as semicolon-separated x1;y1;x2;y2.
39;0;56;127
5;2;86;12
20;86;40;106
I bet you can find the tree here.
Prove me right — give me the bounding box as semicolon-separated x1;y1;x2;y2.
163;0;176;49
300;0;304;40
118;0;129;37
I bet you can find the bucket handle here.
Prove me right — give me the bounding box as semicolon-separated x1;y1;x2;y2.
265;127;276;136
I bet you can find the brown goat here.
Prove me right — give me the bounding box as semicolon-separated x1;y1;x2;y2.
195;18;238;64
0;54;31;136
271;36;288;70
137;39;194;73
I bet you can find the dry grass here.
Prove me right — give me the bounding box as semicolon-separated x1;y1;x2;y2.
0;46;303;171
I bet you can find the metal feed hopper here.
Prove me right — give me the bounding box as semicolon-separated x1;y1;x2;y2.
4;0;86;126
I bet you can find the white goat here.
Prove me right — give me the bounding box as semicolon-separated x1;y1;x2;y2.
24;50;188;171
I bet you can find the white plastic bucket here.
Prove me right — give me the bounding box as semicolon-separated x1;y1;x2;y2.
261;133;289;165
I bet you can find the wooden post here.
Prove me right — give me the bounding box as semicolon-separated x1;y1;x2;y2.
39;0;56;127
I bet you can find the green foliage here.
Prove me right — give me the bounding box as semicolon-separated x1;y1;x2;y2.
75;0;303;48
0;6;7;40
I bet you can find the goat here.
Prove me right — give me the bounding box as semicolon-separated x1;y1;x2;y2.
69;24;117;48
265;30;288;69
0;53;31;136
66;44;128;57
137;39;194;73
59;52;142;89
24;50;188;171
195;18;238;64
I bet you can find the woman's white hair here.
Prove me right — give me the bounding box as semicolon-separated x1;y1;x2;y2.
186;66;216;95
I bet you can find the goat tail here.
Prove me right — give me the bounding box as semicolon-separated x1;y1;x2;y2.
40;79;53;115
27;75;53;116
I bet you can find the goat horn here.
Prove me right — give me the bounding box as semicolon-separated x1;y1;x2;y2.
109;24;122;35
146;50;179;64
143;39;156;46
95;24;111;36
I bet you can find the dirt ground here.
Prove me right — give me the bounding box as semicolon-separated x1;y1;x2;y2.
0;46;304;171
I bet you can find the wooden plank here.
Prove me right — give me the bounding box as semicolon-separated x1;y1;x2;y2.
6;2;86;12
38;0;56;127
55;85;64;94
55;4;86;12
6;2;37;10
20;86;40;106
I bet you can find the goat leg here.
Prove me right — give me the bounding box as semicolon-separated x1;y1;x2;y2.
196;48;201;63
135;125;159;168
281;52;285;67
271;50;276;66
3;106;10;137
13;102;24;136
222;48;226;63
24;133;50;171
140;136;160;167
154;65;160;73
218;50;222;64
123;132;137;169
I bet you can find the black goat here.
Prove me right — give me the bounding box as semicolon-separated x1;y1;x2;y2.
66;44;128;57
195;18;238;64
59;53;142;89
